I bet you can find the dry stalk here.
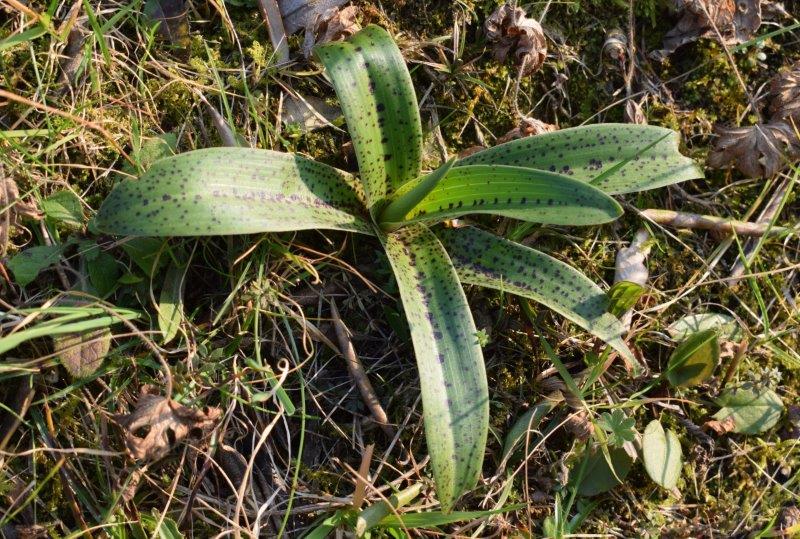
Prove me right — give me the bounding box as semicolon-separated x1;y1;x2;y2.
640;208;793;237
329;299;394;438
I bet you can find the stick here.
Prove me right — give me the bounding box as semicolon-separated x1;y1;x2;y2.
640;208;793;237
329;299;394;437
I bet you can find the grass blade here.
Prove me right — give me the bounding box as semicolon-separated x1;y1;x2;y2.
437;226;634;363
381;224;489;510
385;164;622;227
457;124;703;195
316;25;423;207
95;148;372;236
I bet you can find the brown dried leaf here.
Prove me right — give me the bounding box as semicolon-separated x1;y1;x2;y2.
769;62;800;122
484;2;547;76
624;99;647;125
653;0;761;59
1;171;42;257
116;389;221;462
707;122;800;178
564;409;594;440
496;116;557;144
301;5;359;58
279;0;348;34
53;328;111;378
704;414;736;434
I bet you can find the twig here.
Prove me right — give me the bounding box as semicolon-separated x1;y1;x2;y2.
351;443;374;509
197;94;240;147
256;0;290;65
640;208;793;237
329;299;394;437
720;337;748;391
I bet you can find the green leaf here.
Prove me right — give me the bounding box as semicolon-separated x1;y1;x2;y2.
7;244;63;286
316;25;423;207
714;386;784;435
381;224;489;511
642;419;682;490
436;226;634;364
667;313;743;342
41;190;84;228
597;409;636;448
95;148;372;236
0;307;140;355
606;281;645;318
387;165;622;227
502;398;559;463
379;158;456;229
53;328;112;378
665;329;719;388
572;446;633;497
457;124;703;195
121;237;167;276
378;505;524;529
158;262;185;343
356;484;423;535
88;251;121;297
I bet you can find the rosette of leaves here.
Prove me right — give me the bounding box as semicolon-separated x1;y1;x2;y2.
95;26;702;509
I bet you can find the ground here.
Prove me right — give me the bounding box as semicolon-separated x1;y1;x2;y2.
1;0;799;537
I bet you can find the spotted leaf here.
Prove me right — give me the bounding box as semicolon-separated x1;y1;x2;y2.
381;224;489;511
383;165;622;228
436;226;634;364
457;124;703;195
316;25;423;208
95;148;372;236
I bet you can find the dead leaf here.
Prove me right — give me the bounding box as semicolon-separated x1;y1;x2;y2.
769;62;800;122
279;0;348;34
652;0;761;60
53;328;111;378
302;5;359;58
615;229;651;287
704;414;736;434
116;388;221;462
144;0;190;50
484;2;547;76
624;99;647;125
564;409;594;440
1;170;42;257
496;116;557;144
707;122;800;178
603;28;627;63
283;94;341;132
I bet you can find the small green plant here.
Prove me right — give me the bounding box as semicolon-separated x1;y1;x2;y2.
95;25;702;508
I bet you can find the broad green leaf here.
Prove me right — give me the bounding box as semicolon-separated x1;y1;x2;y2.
121;237;167;276
88;251;121;297
436;227;634;364
158;262;185;343
41;190;84;228
665;329;719;388
714;386;784;434
316;25;423;206
95;148;372;236
379;158;456;229
642;420;682;489
667;312;743;342
53;328;112;378
388;165;622;227
381;224;489;511
606;281;645;318
457;124;703;195
7;244;63;286
572;446;633;497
